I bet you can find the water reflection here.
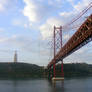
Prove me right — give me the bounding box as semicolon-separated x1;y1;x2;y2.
0;77;92;92
52;80;64;92
12;80;17;92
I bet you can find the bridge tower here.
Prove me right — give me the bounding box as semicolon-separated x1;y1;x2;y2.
14;51;17;63
53;26;64;78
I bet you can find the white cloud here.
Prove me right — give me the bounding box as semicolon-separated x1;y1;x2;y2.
48;0;64;6
0;37;7;43
59;0;92;32
67;0;76;6
39;17;63;39
75;47;87;54
60;0;92;19
0;28;4;32
1;35;39;53
12;18;29;28
23;0;64;23
12;19;22;26
59;11;78;26
39;10;77;40
64;43;92;64
0;0;17;12
23;0;37;22
22;0;92;40
39;11;78;40
0;0;7;12
23;0;50;22
63;34;70;40
60;11;76;18
0;28;6;43
73;0;92;11
0;35;18;43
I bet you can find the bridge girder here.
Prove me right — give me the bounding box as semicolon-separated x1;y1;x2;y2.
48;14;92;68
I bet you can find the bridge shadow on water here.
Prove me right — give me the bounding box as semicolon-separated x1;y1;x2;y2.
50;80;64;92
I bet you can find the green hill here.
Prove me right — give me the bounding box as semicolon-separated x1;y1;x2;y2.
0;62;92;79
0;62;44;78
47;63;92;78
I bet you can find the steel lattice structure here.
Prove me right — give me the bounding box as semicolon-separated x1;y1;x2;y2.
48;14;92;68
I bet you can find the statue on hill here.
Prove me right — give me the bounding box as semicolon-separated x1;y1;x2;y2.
14;51;17;63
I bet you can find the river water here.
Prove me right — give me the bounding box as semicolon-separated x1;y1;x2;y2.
0;77;92;92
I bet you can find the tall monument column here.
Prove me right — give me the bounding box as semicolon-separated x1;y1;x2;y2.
14;51;17;63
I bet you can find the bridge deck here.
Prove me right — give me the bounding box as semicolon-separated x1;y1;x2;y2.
48;14;92;68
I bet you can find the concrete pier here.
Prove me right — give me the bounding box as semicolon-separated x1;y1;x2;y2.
52;77;64;81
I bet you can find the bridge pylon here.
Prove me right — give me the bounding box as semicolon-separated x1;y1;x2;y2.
52;26;64;80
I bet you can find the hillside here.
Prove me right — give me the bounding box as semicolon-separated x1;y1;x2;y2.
46;63;92;77
0;62;92;78
0;62;44;78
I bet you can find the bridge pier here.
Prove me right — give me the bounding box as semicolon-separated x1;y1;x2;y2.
61;60;64;77
52;26;64;81
52;60;64;82
53;63;56;77
48;66;52;80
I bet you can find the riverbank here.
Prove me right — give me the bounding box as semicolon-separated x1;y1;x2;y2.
45;63;92;77
0;62;44;78
0;62;92;78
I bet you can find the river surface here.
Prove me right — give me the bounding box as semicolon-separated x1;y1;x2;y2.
0;77;92;92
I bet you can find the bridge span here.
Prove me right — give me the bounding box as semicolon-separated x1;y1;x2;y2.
48;14;92;80
48;14;92;68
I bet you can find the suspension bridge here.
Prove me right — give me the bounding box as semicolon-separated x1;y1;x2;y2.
47;2;92;81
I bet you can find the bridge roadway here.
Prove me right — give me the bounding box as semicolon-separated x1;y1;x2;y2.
48;14;92;68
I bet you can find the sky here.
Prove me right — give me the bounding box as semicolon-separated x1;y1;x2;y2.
0;0;92;66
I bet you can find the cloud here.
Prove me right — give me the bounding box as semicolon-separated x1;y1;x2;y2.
40;0;92;40
0;34;51;65
59;11;76;18
73;0;92;11
22;0;92;39
60;0;92;22
39;11;78;40
0;35;18;43
23;0;38;22
23;0;64;23
0;28;4;32
64;43;92;64
0;0;17;12
12;19;22;26
0;0;8;12
0;37;7;43
12;18;29;28
39;17;63;39
23;0;48;22
63;34;70;40
0;35;40;53
7;35;32;50
48;0;64;6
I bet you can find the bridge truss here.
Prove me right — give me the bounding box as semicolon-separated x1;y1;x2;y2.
48;4;92;78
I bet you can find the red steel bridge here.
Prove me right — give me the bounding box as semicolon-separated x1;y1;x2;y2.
47;3;92;79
